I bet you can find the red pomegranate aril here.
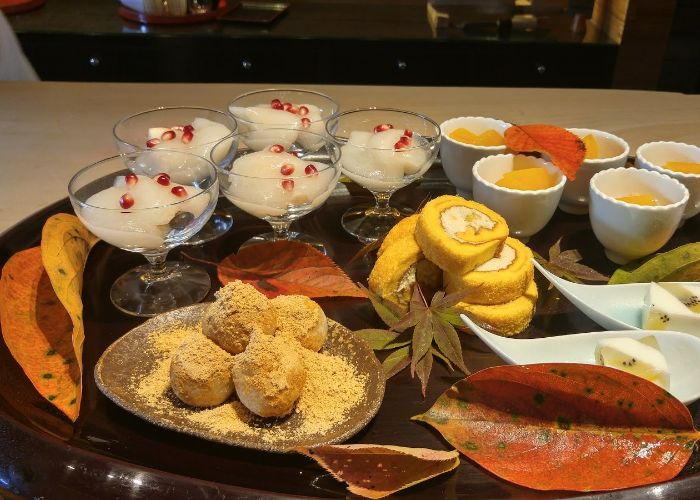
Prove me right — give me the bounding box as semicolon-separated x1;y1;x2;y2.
269;144;285;153
146;138;160;148
301;117;311;128
394;140;410;150
156;173;171;186
280;164;295;176
171;186;188;197
287;105;299;114
282;179;295;191
181;130;193;144
161;130;176;141
304;164;318;176
183;124;195;133
271;99;283;110
282;102;293;111
403;129;413;137
373;123;394;133
298;105;309;116
125;173;138;185
119;193;134;209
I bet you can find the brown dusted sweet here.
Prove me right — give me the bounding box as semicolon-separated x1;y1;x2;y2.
202;280;277;354
271;294;328;352
231;332;306;418
170;333;235;407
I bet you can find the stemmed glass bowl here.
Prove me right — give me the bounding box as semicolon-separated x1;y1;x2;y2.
326;108;441;243
212;128;342;253
68;150;219;317
113;106;237;245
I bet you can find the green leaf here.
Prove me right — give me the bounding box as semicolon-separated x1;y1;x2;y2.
411;313;434;376
435;309;463;327
355;328;409;350
609;243;700;284
415;349;433;398
382;346;411;379
360;283;405;329
431;317;468;374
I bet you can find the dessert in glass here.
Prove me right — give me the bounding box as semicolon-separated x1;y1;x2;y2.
326;108;441;243
113;106;237;245
228;88;338;149
213;128;342;254
69;150;219;317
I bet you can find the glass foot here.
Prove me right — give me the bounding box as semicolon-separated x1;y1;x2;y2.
341;202;415;244
239;231;332;256
110;262;211;317
180;209;233;246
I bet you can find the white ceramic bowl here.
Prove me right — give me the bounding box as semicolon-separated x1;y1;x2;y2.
636;141;700;219
472;154;566;239
589;167;688;264
559;128;629;215
439;116;510;198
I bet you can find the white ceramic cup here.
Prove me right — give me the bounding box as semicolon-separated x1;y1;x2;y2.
473;154;566;239
636;141;700;219
589;167;688;264
439;116;510;198
559;128;629;215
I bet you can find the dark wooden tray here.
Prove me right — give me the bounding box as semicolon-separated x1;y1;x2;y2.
2;167;700;498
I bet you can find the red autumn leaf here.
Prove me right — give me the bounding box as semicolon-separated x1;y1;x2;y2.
296;444;460;499
504;124;585;181
0;247;82;421
413;363;700;492
217;240;367;299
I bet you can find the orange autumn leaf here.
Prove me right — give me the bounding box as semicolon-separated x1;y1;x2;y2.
296;444;459;499
413;363;700;492
0;247;82;421
504;124;585;181
217;240;367;299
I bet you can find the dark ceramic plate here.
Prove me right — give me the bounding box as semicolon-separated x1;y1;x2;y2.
94;304;385;453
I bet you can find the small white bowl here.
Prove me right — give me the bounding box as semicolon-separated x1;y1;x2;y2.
559;128;629;215
636;141;700;219
472;154;566;239
589;167;688;264
439;116;510;198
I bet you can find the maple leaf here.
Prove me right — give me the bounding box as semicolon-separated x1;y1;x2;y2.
534;237;608;283
357;284;471;397
504;124;585;181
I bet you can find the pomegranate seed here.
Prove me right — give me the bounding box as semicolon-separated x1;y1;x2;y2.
301;117;311;128
156;173;171;186
292;151;303;158
161;130;176;141
394;140;410;150
183;124;195;133
171;185;188;197
298;106;309;116
125;173;138;185
146;138;160;148
119;193;134;209
403;129;413;137
282;102;293;111
282;179;295;191
305;164;318;176
399;134;411;144
271;99;283;110
280;164;295;175
181;130;193;144
373;123;394;133
287;105;299;114
269;144;284;153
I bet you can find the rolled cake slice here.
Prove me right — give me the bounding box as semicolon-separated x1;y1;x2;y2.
369;235;442;313
444;237;534;305
456;278;538;337
377;214;418;257
415;195;508;275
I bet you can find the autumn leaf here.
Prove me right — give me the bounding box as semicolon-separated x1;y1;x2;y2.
534;238;608;283
504;124;585;181
413;363;700;492
355;328;411;350
360;283;405;329
218;240;366;299
296;444;460;499
381;345;411;379
0;248;82;421
609;242;700;284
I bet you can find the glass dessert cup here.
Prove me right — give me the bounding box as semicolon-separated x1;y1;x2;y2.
212;128;342;254
326;108;441;243
113;106;238;245
68;150;219;317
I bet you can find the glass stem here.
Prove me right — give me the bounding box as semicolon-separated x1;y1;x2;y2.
270;221;291;241
373;192;393;214
142;252;169;282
